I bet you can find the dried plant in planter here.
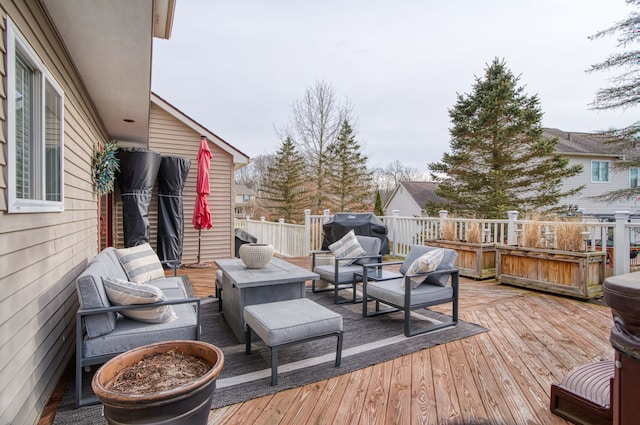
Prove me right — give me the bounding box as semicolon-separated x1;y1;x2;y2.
466;221;483;244
521;214;545;249
554;220;587;252
441;219;457;241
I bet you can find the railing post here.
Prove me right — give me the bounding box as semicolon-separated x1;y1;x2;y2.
304;209;311;256
507;210;519;245
438;210;448;239
259;216;266;244
277;218;285;256
323;209;331;223
392;210;399;256
614;211;630;275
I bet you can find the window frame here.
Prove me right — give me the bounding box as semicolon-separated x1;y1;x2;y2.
7;18;65;213
630;167;639;188
591;160;611;184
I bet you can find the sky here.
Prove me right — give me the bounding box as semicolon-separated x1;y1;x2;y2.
151;0;635;173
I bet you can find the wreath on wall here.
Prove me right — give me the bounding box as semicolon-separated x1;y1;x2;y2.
92;141;120;196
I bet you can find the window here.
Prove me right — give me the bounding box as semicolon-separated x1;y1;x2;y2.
591;160;610;183
631;168;639;188
7;19;64;212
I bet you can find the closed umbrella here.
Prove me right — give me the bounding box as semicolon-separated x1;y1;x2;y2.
189;136;213;267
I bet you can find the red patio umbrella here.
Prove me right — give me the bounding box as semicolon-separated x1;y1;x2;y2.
190;136;212;267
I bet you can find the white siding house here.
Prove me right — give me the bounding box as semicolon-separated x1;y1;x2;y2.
548;128;640;216
384;181;447;217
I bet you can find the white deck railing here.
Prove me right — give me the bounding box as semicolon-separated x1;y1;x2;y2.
235;210;640;276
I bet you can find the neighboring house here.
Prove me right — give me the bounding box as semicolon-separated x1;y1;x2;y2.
384;181;448;217
0;2;246;424
234;184;257;219
546;128;640;216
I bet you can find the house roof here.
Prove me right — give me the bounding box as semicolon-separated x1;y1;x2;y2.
544;128;619;158
401;181;448;206
151;92;251;168
385;181;448;211
40;0;175;145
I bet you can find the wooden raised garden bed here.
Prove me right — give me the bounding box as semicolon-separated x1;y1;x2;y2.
427;240;496;279
495;246;606;299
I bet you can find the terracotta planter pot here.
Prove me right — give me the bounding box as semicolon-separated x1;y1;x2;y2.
92;340;224;425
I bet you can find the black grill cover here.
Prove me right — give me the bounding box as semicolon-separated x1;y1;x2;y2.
322;212;389;254
157;155;191;265
234;228;258;257
116;148;162;247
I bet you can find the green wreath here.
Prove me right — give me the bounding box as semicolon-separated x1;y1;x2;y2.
92;141;120;196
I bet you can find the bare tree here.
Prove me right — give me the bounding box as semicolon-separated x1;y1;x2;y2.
283;80;354;212
372;160;423;204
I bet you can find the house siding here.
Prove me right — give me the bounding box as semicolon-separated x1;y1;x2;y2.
140;103;235;261
560;155;640;215
0;2;107;424
385;186;421;217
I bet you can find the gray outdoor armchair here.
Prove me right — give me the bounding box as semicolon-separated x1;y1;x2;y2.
361;245;459;337
312;235;382;304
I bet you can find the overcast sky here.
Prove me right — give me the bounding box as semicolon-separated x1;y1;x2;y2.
151;1;634;173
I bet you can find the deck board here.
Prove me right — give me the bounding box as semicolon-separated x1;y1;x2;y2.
191;257;604;424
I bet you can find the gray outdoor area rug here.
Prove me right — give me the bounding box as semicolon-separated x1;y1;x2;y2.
53;287;487;424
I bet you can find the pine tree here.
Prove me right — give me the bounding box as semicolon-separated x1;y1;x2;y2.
374;190;384;216
326;120;373;212
259;137;310;223
587;0;640;202
428;58;583;219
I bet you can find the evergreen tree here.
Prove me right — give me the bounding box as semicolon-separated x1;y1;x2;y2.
374;190;384;216
326;120;373;212
428;58;583;219
587;1;640;202
259;137;309;223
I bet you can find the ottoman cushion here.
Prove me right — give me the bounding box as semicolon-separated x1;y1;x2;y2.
244;298;343;347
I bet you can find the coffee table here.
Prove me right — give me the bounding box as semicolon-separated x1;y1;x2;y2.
354;268;402;281
214;257;319;343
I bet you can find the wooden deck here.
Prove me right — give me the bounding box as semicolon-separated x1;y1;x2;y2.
187;257;613;425
40;257;614;425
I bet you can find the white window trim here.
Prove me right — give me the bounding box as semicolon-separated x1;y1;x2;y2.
591;160;611;184
7;18;65;213
630;167;639;188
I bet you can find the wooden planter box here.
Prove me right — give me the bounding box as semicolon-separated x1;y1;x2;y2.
426;240;496;279
495;246;606;299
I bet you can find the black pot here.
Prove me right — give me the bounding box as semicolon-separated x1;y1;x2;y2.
92;340;224;425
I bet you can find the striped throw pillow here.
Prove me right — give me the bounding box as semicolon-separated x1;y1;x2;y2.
329;230;366;266
115;243;165;283
102;276;177;323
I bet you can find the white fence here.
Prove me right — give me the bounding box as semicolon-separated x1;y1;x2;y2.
235;210;640;277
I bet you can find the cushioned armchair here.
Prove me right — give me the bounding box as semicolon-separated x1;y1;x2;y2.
312;233;382;304
361;245;459;337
